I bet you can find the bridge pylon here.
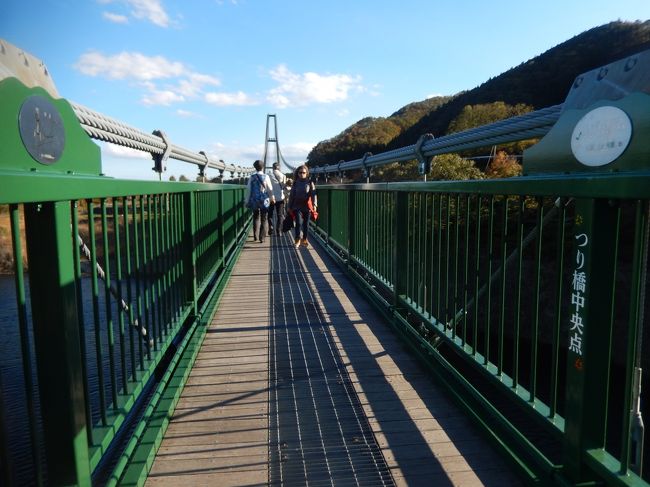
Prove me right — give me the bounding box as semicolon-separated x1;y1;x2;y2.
262;114;298;175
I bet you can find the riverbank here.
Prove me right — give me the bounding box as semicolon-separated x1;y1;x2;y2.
0;209;25;274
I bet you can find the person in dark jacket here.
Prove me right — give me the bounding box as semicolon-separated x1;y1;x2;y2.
287;164;317;249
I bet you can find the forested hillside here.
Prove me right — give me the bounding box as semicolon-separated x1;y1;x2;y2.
307;20;650;167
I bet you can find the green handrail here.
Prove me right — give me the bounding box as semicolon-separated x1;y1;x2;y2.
309;50;650;487
0;75;251;486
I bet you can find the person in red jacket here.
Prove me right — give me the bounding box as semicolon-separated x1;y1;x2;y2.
287;164;317;249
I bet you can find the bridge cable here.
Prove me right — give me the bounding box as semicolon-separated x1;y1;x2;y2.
445;196;571;334
76;233;153;348
70;102;253;178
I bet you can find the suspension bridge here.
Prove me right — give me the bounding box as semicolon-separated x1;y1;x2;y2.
1;39;650;487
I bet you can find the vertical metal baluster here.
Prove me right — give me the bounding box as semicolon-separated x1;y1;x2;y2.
71;201;93;446
412;193;418;306
123;197;137;380
369;191;374;271
425;193;431;317
101;198;118;407
485;195;495;365
530;197;544;401
514;197;525;388
436;194;443;325
171;193;179;325
473;196;482;356
430;193;437;324
180;193;187;313
402;192;408;298
113;198;128;394
132;196;144;371
138;195;150;362
88;200;107;424
453;193;461;339
177;194;186;307
371;191;375;272
444;194;451;328
463;195;471;346
140;195;153;360
168;193;176;320
419;192;425;310
163;194;172;333
385;192;390;285
10;204;45;484
382;191;393;283
153;194;164;341
498;197;509;375
550;198;566;417
145;195;158;351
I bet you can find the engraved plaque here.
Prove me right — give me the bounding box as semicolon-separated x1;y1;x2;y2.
19;95;65;165
570;106;632;167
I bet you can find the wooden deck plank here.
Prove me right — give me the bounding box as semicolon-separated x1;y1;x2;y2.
146;233;523;486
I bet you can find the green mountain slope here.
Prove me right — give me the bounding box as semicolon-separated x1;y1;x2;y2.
307;20;650;166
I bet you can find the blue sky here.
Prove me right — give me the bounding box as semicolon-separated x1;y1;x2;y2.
2;0;648;180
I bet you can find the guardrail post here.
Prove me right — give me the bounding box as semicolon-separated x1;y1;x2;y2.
324;188;331;246
219;190;226;265
393;191;408;307
347;189;355;268
562;198;620;482
182;192;198;315
24;201;91;486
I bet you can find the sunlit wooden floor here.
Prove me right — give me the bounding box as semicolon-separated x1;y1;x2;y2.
145;231;523;487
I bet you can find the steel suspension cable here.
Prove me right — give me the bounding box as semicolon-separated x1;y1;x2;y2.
310;104;563;174
70;102;253;177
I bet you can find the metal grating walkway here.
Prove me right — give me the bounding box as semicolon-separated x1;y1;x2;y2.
268;237;394;486
146;232;524;487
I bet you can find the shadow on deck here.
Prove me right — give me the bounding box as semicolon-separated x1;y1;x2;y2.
145;232;524;487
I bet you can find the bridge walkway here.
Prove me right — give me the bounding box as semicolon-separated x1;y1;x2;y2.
144;232;524;487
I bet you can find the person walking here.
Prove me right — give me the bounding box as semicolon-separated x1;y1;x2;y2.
267;162;287;236
288;164;317;249
245;159;275;243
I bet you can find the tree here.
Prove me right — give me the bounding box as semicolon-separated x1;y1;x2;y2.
373;153;483;182
430;154;483;181
179;174;189;182
169;175;177;181
485;151;522;178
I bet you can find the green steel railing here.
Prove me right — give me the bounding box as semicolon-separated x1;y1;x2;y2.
311;51;650;487
0;73;251;486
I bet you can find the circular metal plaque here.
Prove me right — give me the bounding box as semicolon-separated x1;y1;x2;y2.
570;106;632;167
18;95;65;165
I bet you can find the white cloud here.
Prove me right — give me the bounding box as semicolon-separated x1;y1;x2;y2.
206;141;313;168
100;142;151;160
205;91;257;106
100;0;170;27
76;51;186;81
75;50;223;107
102;11;129;23
176;109;200;118
142;89;185;106
266;64;363;108
176;73;221;97
128;0;169;27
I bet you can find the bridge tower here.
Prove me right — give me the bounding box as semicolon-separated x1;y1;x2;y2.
262;114;298;175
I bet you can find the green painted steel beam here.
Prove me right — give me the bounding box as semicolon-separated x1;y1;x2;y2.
0;170;244;204
315;173;650;199
24;201;91;486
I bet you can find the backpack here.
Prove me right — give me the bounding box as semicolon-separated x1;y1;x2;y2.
247;174;270;210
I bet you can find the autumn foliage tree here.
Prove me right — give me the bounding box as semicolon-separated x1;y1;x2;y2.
485;151;522;178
